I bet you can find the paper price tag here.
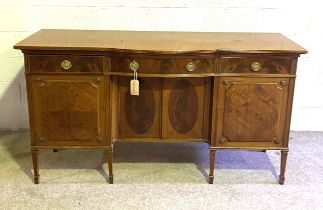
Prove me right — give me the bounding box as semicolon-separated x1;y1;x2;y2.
130;79;139;96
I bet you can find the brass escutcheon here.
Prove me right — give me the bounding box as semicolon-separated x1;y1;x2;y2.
90;77;102;88
96;136;103;143
61;60;72;70
129;60;139;71
35;77;46;87
251;61;262;72
186;61;196;72
276;80;286;90
273;137;280;144
279;80;286;86
223;79;231;88
219;136;227;145
39;137;46;142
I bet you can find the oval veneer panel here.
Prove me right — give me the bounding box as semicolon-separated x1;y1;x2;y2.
125;80;155;134
168;79;199;134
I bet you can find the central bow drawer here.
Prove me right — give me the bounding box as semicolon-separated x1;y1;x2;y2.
110;56;214;74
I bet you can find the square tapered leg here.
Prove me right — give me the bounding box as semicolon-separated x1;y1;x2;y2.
107;148;114;184
279;150;288;185
31;149;40;184
208;147;216;184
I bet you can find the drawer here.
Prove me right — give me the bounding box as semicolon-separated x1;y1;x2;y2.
111;56;214;74
220;56;292;74
27;55;105;73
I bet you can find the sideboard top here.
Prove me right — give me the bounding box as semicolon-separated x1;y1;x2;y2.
14;29;307;54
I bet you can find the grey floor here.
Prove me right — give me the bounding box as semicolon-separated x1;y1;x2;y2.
0;131;323;210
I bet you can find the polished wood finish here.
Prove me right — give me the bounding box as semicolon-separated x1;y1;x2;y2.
162;78;211;139
107;148;113;184
31;149;39;184
118;77;161;139
208;147;216;184
220;56;292;74
216;77;289;147
28;55;106;73
14;30;306;184
14;29;307;54
118;77;211;140
279;150;288;185
27;75;107;146
111;55;214;74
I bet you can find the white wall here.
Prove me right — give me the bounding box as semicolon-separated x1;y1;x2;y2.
0;0;322;130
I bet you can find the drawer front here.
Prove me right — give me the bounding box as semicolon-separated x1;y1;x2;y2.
220;56;292;74
28;55;105;73
111;56;214;74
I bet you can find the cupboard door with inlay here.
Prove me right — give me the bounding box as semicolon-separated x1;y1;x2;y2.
28;75;107;146
162;78;211;140
118;77;161;139
216;77;289;148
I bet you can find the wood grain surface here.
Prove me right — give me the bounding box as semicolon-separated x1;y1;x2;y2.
28;75;106;146
216;77;289;147
15;29;306;184
14;29;307;54
28;55;105;73
220;56;293;74
111;55;214;74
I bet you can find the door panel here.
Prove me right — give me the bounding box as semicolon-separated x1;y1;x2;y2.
119;77;161;138
28;75;106;146
162;78;211;139
216;77;289;147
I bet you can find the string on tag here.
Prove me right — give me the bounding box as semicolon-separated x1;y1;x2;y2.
134;70;137;80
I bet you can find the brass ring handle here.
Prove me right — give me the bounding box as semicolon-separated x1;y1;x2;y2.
129;60;139;71
251;61;262;72
61;60;72;70
186;61;196;72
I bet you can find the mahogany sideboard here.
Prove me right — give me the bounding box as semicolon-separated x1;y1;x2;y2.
14;29;307;184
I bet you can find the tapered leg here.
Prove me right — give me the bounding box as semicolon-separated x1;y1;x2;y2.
208;147;216;184
279;150;288;185
107;148;114;184
31;149;40;184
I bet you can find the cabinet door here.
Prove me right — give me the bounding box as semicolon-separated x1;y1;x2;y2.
216;77;289;147
118;77;161;139
162;78;211;140
28;75;106;146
